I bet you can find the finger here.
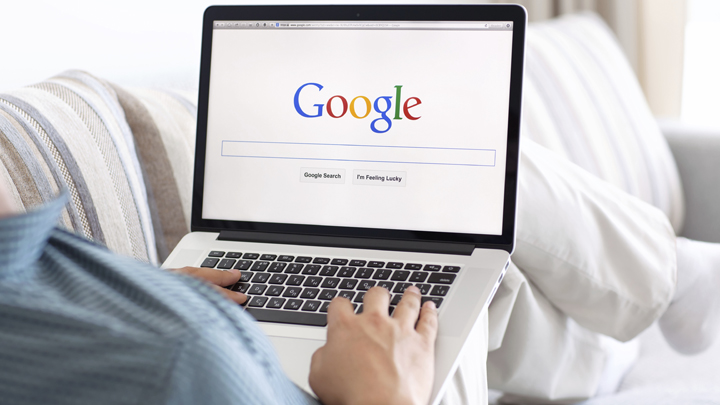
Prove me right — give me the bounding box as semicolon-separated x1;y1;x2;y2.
361;286;391;315
212;285;248;304
327;296;355;328
415;300;439;342
176;267;242;287
392;285;422;327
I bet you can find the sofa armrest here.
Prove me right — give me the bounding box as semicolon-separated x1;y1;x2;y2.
659;119;720;242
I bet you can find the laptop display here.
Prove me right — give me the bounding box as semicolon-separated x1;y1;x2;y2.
193;5;524;252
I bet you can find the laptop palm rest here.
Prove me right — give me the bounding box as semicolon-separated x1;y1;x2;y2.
269;335;324;395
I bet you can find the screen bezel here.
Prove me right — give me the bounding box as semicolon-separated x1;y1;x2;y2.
191;4;526;252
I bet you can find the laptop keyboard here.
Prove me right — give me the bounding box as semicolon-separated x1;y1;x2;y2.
201;250;459;327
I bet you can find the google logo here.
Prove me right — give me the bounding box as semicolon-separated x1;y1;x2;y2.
293;83;422;134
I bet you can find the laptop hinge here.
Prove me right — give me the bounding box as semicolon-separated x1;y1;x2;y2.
217;230;475;256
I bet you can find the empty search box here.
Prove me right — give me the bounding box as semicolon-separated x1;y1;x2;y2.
221;141;496;167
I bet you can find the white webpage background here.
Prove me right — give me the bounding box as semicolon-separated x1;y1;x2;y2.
203;27;513;235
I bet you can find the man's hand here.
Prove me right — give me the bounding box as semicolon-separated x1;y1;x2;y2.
173;267;248;305
309;286;438;405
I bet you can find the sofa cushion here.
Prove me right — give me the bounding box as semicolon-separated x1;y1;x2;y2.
523;13;685;231
0;71;196;264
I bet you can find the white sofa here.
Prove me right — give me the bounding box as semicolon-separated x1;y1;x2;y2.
1;11;718;405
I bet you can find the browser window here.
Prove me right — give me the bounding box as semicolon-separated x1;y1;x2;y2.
202;20;514;236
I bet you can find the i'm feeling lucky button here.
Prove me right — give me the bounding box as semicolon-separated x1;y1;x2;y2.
353;170;407;187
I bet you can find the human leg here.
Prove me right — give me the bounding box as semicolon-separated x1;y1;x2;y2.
484;140;676;400
659;237;720;354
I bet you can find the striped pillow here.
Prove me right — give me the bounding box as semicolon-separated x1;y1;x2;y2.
523;13;685;231
0;71;196;264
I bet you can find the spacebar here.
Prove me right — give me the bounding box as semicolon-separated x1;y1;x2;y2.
245;308;327;326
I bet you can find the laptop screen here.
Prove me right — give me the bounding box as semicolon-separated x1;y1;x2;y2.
194;5;525;249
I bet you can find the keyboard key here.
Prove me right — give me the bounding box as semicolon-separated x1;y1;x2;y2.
251;273;270;283
368;261;385;268
320;302;331;312
356;304;364;314
239;272;253;282
268;274;288;284
318;289;338;300
251;261;270;271
200;258;219;268
303;276;322;287
421;296;444;308
302;265;321;275
390;270;410;281
243;253;260;260
354;292;365;303
391;294;403;305
320;277;340;288
416;283;432;295
404;263;422;270
287;275;305;286
277;255;295;262
349;260;367;267
338;267;356;277
208;251;225;257
357;280;376;291
285;263;304;274
339;279;358;289
260;254;277;261
300;288;320;299
268;262;287;273
386;262;404;269
338;290;355;300
248;296;268;307
282;287;302;298
388;306;395;316
266;285;284;296
283;299;303;310
393;283;413;293
355;268;374;279
428;273;456;284
410;272;429;282
372;269;392;280
442;266;461;273
424;264;442;272
232;282;251;294
430;285;450;296
248;284;268;295
295;256;312;263
267;298;286;309
225;252;242;259
302;300;321;312
319;265;338;276
331;258;348;266
313;257;330;264
377;281;394;291
233;260;252;270
246;307;327;326
217;259;236;269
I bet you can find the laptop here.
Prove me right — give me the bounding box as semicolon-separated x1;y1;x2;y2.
162;4;526;404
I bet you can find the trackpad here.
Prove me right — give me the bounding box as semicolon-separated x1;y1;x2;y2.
269;336;325;395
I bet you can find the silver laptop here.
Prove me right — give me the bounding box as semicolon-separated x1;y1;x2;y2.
163;4;526;403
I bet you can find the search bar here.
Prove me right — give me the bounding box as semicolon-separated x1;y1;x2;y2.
221;140;496;167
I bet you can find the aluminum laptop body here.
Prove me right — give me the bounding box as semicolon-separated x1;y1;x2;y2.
163;5;526;403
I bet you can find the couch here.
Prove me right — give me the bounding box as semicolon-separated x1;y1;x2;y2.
1;12;718;405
